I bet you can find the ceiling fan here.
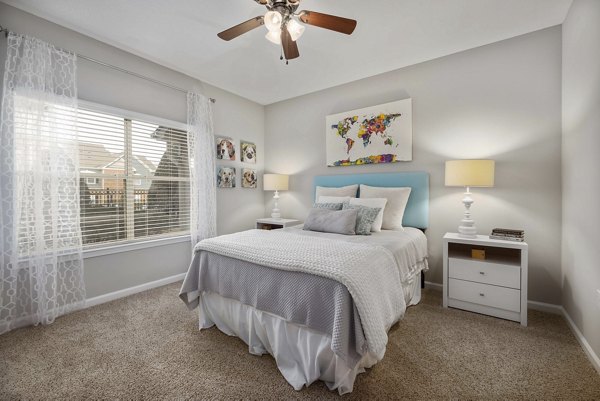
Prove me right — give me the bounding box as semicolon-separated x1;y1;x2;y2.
217;0;357;62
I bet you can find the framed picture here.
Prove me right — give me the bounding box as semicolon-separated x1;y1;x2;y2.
241;168;257;188
241;141;257;164
217;166;236;188
216;137;236;161
325;99;412;166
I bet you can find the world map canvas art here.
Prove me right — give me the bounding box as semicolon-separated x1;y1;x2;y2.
326;99;412;166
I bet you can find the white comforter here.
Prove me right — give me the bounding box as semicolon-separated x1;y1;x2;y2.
195;228;413;360
283;225;429;285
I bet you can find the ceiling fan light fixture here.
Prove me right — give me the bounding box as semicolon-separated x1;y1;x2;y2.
264;11;283;32
217;3;358;62
265;29;282;45
286;18;305;41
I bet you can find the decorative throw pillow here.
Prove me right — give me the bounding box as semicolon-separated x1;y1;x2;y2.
318;195;353;204
312;202;344;210
315;184;358;202
342;203;382;235
359;185;412;231
348;197;387;232
303;208;358;235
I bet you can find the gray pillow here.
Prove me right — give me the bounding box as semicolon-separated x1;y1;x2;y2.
312;202;344;210
342;203;382;235
303;208;358;235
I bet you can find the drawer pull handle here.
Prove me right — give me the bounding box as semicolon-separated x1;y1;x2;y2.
479;271;485;275
479;293;485;297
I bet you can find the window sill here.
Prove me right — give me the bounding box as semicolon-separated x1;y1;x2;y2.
83;235;191;259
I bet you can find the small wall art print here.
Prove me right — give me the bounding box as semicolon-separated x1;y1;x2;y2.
216;137;236;161
241;141;256;164
325;99;412;167
217;166;236;188
241;168;257;188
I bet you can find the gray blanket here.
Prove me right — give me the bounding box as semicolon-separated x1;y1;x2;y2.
180;251;367;366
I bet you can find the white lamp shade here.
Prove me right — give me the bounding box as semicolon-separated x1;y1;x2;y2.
264;174;289;191
265;29;281;45
264;11;283;32
286;19;305;41
445;160;495;187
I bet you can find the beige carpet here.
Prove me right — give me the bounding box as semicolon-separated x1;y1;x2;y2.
1;283;599;400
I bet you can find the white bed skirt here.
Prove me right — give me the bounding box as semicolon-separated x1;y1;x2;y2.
198;276;422;394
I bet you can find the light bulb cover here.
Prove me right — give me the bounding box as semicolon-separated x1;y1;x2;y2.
286;18;305;41
264;11;283;32
265;29;281;45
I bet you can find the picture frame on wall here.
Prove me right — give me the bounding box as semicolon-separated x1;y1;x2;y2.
217;166;236;188
241;168;257;188
241;141;257;164
325;99;413;166
216;137;236;161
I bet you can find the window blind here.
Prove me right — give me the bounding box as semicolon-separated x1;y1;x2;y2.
77;107;190;246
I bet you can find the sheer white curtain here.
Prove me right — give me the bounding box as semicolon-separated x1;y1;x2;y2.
0;33;85;334
186;92;217;245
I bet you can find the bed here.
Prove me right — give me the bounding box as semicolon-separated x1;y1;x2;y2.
179;172;429;394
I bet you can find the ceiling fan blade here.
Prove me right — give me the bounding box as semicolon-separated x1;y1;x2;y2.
281;28;300;60
299;11;357;35
217;16;264;41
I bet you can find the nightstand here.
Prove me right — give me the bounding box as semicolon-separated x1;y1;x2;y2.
443;233;528;326
256;218;301;230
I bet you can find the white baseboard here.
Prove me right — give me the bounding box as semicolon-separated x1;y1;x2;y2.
527;300;563;315
424;281;443;290
560;306;600;374
85;273;185;308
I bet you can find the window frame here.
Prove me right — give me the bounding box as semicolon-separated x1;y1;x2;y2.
77;100;191;258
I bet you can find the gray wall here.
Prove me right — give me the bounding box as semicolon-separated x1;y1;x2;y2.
562;0;600;360
0;3;265;298
265;27;563;304
0;2;569;309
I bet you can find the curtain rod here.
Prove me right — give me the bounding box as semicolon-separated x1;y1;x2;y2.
0;25;216;103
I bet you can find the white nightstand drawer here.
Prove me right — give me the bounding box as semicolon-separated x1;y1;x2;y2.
448;257;521;289
448;278;521;313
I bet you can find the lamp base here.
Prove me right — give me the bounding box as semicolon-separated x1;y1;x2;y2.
458;222;477;238
458;188;477;238
271;190;282;220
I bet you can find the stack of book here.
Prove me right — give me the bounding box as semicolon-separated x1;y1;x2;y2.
489;228;525;242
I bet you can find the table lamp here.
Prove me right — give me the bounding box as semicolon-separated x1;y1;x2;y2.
445;160;495;238
264;173;289;219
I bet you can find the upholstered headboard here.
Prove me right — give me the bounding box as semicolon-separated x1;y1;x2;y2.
313;172;429;229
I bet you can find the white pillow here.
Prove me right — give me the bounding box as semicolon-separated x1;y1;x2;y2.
318;196;352;204
348;197;387;232
315;184;358;202
359;185;411;231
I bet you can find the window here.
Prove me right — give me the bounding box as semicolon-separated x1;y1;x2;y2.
77;104;190;247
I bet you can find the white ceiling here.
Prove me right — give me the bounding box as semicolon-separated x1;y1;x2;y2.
2;0;572;105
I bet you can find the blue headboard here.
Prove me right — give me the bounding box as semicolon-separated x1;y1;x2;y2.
313;172;429;229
